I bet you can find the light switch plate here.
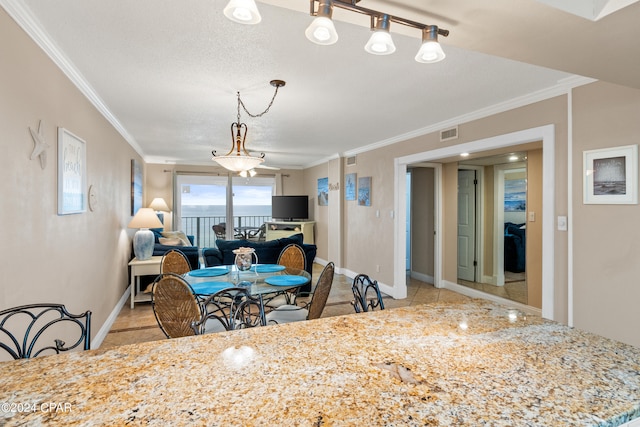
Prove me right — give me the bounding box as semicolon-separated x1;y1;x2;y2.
557;216;568;231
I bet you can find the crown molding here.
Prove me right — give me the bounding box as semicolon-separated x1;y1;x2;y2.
1;0;144;157
340;75;596;159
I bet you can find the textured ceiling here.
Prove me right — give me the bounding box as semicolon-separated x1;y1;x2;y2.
6;0;638;169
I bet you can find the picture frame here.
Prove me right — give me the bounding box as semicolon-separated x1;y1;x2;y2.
345;173;356;201
57;128;87;215
583;144;638;204
318;177;328;206
358;176;371;206
131;159;143;215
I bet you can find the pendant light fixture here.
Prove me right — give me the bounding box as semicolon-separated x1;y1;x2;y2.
415;26;446;63
212;80;285;173
223;0;261;25
364;14;395;55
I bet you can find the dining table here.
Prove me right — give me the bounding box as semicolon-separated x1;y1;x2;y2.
183;263;311;325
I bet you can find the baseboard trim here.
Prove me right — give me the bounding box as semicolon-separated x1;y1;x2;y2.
442;279;542;317
410;271;434;284
91;286;131;349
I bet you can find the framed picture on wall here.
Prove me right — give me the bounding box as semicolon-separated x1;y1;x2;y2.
318;177;328;206
358;176;371;206
57;128;87;215
345;173;356;201
131;159;143;215
583;144;638;204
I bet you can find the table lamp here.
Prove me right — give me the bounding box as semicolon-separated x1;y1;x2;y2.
128;208;164;260
148;197;170;225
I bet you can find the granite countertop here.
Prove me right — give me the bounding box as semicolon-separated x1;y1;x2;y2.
1;300;640;426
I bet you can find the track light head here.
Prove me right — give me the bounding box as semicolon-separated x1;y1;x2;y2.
364;15;396;55
415;26;446;63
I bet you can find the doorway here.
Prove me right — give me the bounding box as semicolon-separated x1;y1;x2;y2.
393;125;555;320
457;155;529;305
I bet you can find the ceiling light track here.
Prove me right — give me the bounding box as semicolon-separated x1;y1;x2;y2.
223;0;450;63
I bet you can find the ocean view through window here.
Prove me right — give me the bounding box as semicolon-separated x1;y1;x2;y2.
175;174;274;247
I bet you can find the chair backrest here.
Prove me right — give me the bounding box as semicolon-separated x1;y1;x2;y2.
0;303;91;359
307;262;335;320
277;244;306;272
193;287;263;334
212;224;226;239
161;249;191;275
151;274;202;338
351;274;385;313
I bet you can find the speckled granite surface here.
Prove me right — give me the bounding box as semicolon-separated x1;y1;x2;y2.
1;300;640;426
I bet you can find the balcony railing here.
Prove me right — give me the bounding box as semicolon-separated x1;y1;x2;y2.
180;215;271;248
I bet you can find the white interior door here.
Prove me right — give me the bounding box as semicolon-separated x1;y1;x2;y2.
458;169;476;281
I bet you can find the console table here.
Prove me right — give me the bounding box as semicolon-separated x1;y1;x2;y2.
128;256;162;308
265;220;315;244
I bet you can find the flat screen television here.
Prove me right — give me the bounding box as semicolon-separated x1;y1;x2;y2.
271;195;308;221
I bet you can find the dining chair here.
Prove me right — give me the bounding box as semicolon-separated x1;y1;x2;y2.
265;262;335;325
265;243;308;308
212;224;226;240
160;249;192;275
0;303;91;359
350;274;385;313
151;273;203;338
192;287;263;334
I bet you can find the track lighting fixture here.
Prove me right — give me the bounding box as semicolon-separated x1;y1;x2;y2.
222;1;449;62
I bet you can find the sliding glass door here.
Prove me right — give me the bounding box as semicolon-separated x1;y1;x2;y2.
174;173;274;247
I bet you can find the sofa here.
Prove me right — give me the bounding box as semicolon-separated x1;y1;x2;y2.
202;233;317;292
504;222;526;273
150;229;199;270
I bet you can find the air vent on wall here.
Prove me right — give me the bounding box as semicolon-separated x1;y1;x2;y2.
440;126;458;142
346;155;357;166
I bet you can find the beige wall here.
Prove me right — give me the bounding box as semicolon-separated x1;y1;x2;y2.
410;167;435;278
0;9;140;347
572;81;640;346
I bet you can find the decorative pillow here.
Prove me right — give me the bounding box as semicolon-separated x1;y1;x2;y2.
158;237;183;246
161;231;192;246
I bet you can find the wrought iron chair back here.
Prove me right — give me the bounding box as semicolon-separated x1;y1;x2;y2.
192;287;263;334
151;273;202;338
350;274;385;313
307;262;335;320
160;249;192;275
0;303;91;359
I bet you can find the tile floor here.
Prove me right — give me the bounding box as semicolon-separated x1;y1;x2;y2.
100;263;472;350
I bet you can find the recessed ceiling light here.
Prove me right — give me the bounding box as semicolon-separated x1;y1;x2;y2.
509;155;519;161
460;152;469;157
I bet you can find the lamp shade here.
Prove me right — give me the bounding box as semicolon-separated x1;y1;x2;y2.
212;154;264;172
148;197;170;212
128;208;163;229
305;17;339;45
415;27;446;64
223;0;261;25
365;31;396;55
